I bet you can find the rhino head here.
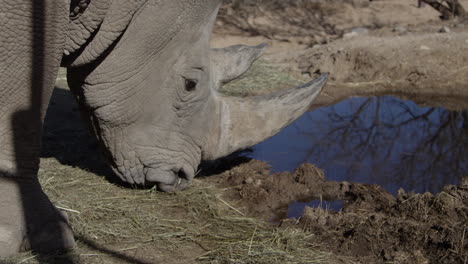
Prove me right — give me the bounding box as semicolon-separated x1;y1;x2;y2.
66;0;327;192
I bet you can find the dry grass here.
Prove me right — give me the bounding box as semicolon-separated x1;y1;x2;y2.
3;157;330;264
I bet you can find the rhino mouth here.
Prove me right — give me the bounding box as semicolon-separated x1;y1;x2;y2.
108;148;197;192
144;166;195;192
104;124;202;191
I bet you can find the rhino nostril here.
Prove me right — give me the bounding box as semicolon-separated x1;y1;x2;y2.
177;169;188;180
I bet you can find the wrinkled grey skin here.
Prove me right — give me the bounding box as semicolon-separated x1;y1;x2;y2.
0;0;327;257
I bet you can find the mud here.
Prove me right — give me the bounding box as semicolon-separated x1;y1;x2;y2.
208;160;468;264
206;160;338;219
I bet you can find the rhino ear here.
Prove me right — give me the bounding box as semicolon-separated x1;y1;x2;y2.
211;43;268;85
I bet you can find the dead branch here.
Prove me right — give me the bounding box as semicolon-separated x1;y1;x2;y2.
421;0;467;20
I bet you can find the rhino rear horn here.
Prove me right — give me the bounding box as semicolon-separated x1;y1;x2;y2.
211;43;268;85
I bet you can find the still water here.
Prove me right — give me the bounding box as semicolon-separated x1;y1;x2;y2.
251;96;468;199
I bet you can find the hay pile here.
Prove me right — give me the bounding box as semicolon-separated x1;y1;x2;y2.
4;158;329;264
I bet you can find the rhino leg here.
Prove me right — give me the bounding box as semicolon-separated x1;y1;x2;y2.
0;0;75;257
0;179;75;257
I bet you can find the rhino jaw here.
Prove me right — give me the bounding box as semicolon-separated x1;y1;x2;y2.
207;73;328;160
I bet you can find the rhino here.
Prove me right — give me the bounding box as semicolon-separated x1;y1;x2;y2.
0;0;327;257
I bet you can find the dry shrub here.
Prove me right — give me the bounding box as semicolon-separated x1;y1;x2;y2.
217;0;368;44
421;0;467;20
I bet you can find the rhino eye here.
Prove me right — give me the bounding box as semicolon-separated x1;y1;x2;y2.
185;79;197;92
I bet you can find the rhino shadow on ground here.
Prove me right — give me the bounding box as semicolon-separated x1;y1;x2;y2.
41;87;116;182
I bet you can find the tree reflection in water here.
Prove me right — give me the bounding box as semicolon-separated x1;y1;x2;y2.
252;96;468;194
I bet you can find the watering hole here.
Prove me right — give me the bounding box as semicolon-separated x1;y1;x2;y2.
250;96;468;216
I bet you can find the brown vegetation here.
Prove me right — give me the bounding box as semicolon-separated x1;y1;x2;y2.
218;0;361;44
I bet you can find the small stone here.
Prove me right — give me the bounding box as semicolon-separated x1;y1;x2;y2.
244;177;253;184
455;23;465;28
420;45;430;50
351;27;369;34
343;32;359;38
63;50;70;56
393;26;407;34
343;27;369;39
439;26;451;33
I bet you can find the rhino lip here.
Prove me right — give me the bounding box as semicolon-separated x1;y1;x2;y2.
157;178;191;192
144;166;194;192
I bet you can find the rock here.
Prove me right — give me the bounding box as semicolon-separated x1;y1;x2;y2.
393;26;407;34
455;23;465;28
351;27;369;34
420;45;431;50
312;44;321;49
343;27;369;39
343;31;359;39
439;26;451;33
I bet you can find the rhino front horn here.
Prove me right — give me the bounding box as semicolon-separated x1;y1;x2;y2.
210;73;328;159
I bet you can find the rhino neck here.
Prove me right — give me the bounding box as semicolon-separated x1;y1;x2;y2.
62;0;222;68
62;0;145;67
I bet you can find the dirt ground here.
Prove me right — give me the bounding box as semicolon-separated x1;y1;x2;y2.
208;160;467;264
3;1;468;264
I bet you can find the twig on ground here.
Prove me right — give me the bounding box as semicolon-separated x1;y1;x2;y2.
216;195;245;216
55;205;81;214
248;225;258;255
